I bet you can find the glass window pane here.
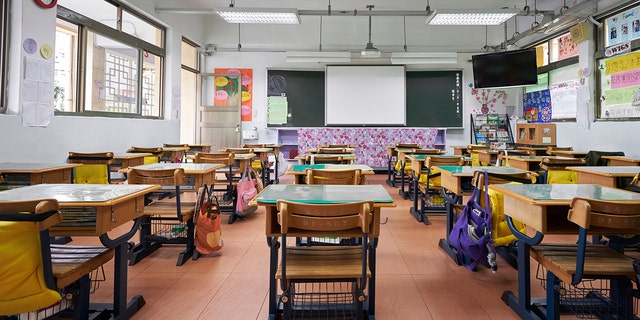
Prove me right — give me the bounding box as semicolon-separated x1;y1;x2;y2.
181;40;198;70
54;18;78;112
58;0;117;28
142;51;162;117
535;43;548;67
85;30;138;114
123;12;163;47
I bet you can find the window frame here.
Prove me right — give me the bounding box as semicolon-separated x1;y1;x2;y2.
55;4;165;119
0;0;9;113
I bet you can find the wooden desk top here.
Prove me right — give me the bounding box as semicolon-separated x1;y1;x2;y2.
0;183;160;235
0;163;81;173
566;166;640;177
114;153;152;160
285;164;375;175
602;156;640;165
489;183;640;233
126;162;225;174
548;150;588;158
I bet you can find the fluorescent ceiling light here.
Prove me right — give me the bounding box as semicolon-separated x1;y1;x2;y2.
426;9;518;25
286;51;351;63
215;7;300;24
390;52;457;64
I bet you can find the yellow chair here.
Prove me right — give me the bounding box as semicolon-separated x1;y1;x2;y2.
412;156;464;224
67;151;114;184
540;157;585;184
0;199;114;319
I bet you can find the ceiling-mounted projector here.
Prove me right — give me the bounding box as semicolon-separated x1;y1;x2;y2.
361;45;382;58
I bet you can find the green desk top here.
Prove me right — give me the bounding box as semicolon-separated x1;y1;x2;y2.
408;154;463;160
491;183;640;201
289;164;373;173
436;165;528;176
255;184;394;204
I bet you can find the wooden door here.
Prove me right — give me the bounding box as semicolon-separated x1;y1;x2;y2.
197;73;241;151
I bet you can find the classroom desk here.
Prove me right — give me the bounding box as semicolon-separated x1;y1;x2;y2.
0;163;81;186
294;153;357;164
548;150;588;158
488;183;640;320
160;146;189;163
450;145;468;156
516;146;548;156
114;153;151;169
284;163;375;184
566;165;639;188
384;146;419;187
125;163;225;191
602;155;640;166
0;183;160;320
502;155;546;171
406;154;470;224
305;147;356;154
250;184;395;320
434;165;532;264
475;149;501;166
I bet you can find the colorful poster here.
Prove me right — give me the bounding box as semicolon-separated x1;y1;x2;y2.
523;89;552;123
214;68;253;121
557;33;578;60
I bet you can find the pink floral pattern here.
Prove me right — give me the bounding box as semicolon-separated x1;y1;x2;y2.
298;128;441;167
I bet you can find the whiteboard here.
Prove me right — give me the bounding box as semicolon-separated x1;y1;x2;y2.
325;65;405;126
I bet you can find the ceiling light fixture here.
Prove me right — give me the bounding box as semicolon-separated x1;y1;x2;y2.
425;8;518;25
214;7;301;24
361;5;381;59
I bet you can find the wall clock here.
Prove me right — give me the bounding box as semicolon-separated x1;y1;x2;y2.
34;0;57;9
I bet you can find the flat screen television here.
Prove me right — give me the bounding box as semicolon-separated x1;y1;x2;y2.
472;48;538;89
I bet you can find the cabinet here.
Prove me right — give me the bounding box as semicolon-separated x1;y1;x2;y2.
277;129;300;160
470;114;514;147
516;123;556;146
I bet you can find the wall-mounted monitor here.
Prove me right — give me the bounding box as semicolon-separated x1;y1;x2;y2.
472;48;538;89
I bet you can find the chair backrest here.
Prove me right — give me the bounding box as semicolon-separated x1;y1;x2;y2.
0;199;63;314
305;168;362;185
163;143;190;149
276;200;374;235
568;197;640;234
194;152;234;166
396;143;420;149
546;146;573;155
127;146;162;164
422;156;465;187
324;144;352;148
539;157;585;184
127;167;185;186
307;155;344;164
224;147;254;154
68;151;114;184
317;147;349;154
242;143;266;148
411;148;442;155
585;150;625;166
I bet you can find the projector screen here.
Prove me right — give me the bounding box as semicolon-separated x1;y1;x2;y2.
325;65;405;126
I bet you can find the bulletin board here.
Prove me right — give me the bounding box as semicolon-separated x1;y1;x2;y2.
598;50;640;119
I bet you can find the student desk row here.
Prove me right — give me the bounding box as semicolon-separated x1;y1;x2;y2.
0;183;160;319
0;163;81;186
490;183;640;320
294;153;357;164
250;184;395;320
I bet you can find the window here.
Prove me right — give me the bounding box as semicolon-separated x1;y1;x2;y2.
0;0;9;113
55;1;165;118
180;38;200;143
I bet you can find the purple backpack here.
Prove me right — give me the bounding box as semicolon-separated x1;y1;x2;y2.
448;170;497;272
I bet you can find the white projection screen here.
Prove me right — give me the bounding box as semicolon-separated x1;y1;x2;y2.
325;65;406;126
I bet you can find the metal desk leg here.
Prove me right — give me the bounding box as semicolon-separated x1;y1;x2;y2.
367;237;378;319
409;176;427;224
386;155;396;187
438;190;461;265
267;237;280;319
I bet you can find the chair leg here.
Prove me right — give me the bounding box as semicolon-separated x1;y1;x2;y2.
73;274;91;320
177;218;196;266
546;272;561;320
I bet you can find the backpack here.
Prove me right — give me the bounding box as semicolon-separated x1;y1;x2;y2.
448;170;497;272
194;185;223;255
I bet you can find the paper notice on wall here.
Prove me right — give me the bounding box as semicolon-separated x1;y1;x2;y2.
267;96;288;125
21;56;53;127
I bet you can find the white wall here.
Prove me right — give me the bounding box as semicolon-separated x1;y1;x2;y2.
0;0;205;163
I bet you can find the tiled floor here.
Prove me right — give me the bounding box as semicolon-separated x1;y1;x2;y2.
73;174;614;320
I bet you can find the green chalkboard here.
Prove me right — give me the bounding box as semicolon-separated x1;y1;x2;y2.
267;70;325;127
406;71;463;128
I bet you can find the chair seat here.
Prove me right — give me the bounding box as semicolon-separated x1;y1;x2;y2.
276;246;371;280
50;244;114;288
143;202;195;222
530;243;636;285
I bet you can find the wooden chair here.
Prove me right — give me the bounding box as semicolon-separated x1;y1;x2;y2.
194;152;237;206
127;168;196;266
305;155;345;164
412;156;464;224
242;143;267;148
317;147;350;154
275;200;374;320
546;146;573;155
68;151;115;184
530;198;640;320
127;146;163;164
305;168;362;185
411;148;442;155
0;199;114;319
163;143;190;162
539;156;586;184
